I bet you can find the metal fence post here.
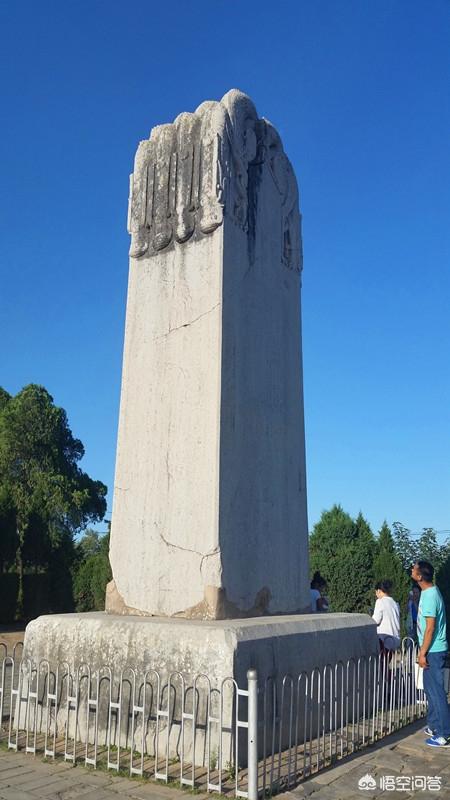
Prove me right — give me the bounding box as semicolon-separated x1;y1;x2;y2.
247;668;258;800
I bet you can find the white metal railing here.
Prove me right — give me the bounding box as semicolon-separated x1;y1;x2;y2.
258;640;430;793
0;639;434;797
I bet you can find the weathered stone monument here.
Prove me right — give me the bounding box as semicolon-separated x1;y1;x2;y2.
106;88;310;620
24;89;377;697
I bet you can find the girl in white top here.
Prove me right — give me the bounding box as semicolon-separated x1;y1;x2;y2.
372;580;401;651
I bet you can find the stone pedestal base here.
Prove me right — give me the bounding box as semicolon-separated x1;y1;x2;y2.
21;612;378;766
24;611;377;682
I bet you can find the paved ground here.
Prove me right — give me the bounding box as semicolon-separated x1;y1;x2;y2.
0;720;449;799
0;751;200;800
286;719;450;799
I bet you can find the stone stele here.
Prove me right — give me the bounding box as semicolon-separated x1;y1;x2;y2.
106;89;310;620
21;91;379;763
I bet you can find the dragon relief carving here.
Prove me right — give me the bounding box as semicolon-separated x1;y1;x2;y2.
128;89;301;271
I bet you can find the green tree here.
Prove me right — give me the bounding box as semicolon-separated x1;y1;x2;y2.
0;392;16;573
46;521;78;612
373;521;410;620
76;528;104;559
309;505;376;613
0;384;107;618
73;531;111;611
0;485;18;572
391;521;418;571
416;527;444;570
0;389;11;413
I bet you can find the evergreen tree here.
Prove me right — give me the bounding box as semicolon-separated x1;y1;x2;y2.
73;531;112;611
373;521;410;618
0;389;11;413
0;485;17;573
309;505;376;613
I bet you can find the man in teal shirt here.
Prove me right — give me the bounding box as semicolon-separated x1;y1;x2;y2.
412;560;450;747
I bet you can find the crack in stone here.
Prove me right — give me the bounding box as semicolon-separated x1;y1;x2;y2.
158;528;219;563
199;548;220;574
155;302;220;340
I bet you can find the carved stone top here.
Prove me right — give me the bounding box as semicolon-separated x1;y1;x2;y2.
128;89;302;271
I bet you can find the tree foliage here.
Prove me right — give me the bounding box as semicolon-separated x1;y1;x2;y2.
0;384;107;618
309;505;376;613
392;521;450;573
73;530;112;612
0;389;11;413
311;513;450;626
373;521;410;615
0;484;17;572
416;528;449;571
391;521;418;571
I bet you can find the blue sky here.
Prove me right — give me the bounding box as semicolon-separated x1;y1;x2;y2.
1;0;449;537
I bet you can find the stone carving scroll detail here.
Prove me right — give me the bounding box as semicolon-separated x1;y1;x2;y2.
128;89;301;271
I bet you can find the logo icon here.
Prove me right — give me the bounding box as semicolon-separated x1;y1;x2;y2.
358;773;377;790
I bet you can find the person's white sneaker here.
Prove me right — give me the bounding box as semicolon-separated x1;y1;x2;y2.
425;735;450;748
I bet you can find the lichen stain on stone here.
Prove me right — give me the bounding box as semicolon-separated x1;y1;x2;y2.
174;585;272;621
105;579;150;617
106;579;274;621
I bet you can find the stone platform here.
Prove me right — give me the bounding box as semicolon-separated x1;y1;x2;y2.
23;611;378;683
21;612;378;767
